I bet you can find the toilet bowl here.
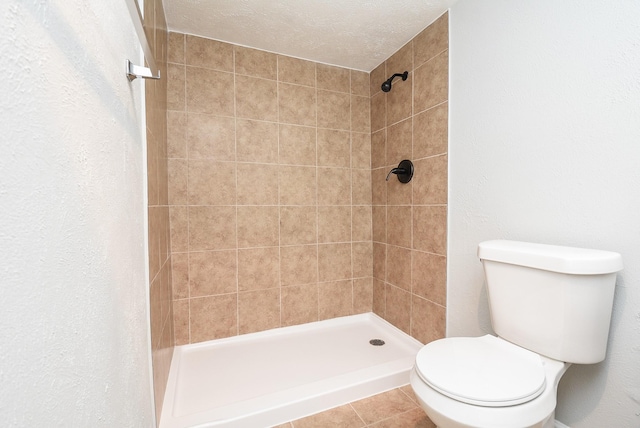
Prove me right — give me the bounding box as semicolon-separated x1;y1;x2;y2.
410;335;569;428
410;240;623;428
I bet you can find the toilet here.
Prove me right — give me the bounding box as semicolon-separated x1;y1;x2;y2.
410;240;623;428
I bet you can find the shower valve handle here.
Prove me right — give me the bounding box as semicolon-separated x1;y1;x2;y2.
385;160;414;183
386;168;407;181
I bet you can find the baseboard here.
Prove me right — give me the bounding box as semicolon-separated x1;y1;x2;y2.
555;420;570;428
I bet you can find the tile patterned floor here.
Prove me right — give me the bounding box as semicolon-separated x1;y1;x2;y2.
274;385;436;428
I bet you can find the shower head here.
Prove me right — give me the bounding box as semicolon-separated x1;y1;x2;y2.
381;71;408;92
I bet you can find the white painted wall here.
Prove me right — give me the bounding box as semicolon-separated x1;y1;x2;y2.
448;1;640;426
0;1;154;426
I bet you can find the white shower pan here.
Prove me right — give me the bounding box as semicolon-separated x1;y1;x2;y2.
159;313;423;428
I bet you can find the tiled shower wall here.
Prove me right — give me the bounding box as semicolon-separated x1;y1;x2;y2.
144;0;174;422
371;13;449;343
166;34;374;344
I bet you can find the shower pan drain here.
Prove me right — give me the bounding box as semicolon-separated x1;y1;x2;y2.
369;339;385;346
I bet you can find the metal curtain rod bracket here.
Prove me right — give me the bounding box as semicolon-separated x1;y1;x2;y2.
124;0;161;81
126;60;160;81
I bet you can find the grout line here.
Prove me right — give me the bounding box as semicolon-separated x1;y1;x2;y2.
181;34;193;345
232;45;240;338
276;55;283;328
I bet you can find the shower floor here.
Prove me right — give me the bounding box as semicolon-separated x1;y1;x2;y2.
159;313;423;428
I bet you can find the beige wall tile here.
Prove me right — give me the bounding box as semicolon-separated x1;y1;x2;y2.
412;205;447;255
317;129;350;168
169;206;188;253
150;276;163;346
186;114;235;160
167;63;185;111
352;241;373;278
370;62;386;97
279;165;317;206
189;206;236;250
280;245;318;286
370;91;386;132
412;251;446;306
173;299;190;345
372;205;386;243
386;118;412;165
387;173;412;206
319;280;353;320
369;16;448;343
278;56;316;87
318;243;352;282
352;169;372;206
351;95;371;133
279;83;316;126
167;111;187;158
147;133;160;207
161;16;258;366
189;250;237;296
350;70;370;96
387;74;412;125
235;75;278;121
168;159;188;204
281;283;318;326
385;284;411;334
386;245;411;291
171;252;189;299
371;129;386;169
411;296;446;344
168;32;184;64
317;90;350;130
317;64;350;93
186;67;234;116
188;160;236;205
371;168;387;206
237;206;279;247
238;247;279;292
238;288;280;334
414;12;449;68
373;278;386;317
413;50;448;115
190;294;237;342
236;163;279;205
353;277;373;314
158;163;170;209
412;155;448;205
279;124;316;166
318;206;351;243
387;205;411;248
280;206;317;245
413;102;448;159
236;119;278;163
166;30;458;343
159;207;171;263
235;46;277;80
317;167;351;205
387;42;413;77
352;206;372;242
351;132;371;169
185;35;233;71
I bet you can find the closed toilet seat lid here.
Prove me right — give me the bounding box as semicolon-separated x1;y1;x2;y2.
415;335;546;407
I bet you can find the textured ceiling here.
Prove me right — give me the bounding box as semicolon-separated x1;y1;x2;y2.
163;0;455;71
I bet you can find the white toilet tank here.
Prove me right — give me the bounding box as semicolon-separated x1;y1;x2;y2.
478;240;623;364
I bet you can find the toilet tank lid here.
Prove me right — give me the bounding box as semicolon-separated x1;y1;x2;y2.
478;240;623;274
